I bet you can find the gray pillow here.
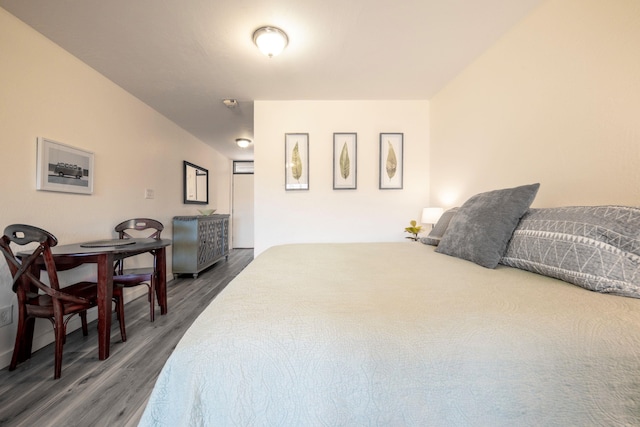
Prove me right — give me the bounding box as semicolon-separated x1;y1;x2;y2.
501;206;640;298
435;183;540;268
420;207;458;246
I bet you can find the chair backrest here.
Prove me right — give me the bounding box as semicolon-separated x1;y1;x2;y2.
0;224;87;304
115;218;163;240
114;219;163;275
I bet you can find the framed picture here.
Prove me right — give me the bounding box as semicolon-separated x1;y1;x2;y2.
285;133;309;190
379;133;403;189
333;133;357;190
36;137;94;194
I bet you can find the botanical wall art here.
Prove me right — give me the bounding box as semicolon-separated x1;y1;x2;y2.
379;133;403;189
333;133;357;189
285;133;309;190
36;137;94;194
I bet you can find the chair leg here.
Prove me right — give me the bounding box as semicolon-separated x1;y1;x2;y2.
80;311;88;336
53;311;65;380
22;317;36;362
149;280;155;322
9;306;28;371
116;292;127;342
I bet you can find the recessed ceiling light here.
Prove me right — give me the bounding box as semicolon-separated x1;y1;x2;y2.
252;26;288;58
236;138;252;148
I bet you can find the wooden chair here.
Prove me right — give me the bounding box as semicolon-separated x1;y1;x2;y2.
112;219;163;335
0;224;125;379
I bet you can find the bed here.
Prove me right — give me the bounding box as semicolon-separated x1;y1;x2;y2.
139;187;640;426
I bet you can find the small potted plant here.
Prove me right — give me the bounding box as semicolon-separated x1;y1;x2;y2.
404;220;423;241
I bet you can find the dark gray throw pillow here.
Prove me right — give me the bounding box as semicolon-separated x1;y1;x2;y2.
435;183;540;268
420;207;458;246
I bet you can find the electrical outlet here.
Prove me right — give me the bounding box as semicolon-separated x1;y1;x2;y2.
144;188;155;199
0;305;12;328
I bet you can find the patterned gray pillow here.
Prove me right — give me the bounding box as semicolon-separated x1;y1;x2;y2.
436;183;540;268
420;207;458;246
501;206;640;298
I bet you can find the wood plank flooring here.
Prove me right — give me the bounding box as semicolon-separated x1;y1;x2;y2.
0;249;254;427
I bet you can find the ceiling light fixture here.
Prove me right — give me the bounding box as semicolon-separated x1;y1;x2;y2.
252;26;288;58
223;98;238;108
236;138;252;148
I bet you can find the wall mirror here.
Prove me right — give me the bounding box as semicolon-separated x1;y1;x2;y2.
183;161;209;204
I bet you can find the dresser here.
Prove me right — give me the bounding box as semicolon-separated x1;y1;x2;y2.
172;214;229;278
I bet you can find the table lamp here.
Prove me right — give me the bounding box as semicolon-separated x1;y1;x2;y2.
421;207;444;228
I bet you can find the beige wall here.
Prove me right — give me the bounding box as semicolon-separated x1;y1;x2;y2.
0;9;230;367
254;100;430;255
430;0;640;208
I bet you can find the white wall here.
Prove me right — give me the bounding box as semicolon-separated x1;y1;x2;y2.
0;9;231;368
254;100;430;256
430;0;640;208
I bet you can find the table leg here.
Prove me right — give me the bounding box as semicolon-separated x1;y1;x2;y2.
156;247;168;315
96;252;113;360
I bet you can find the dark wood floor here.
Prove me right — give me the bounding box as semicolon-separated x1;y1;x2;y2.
0;249;254;427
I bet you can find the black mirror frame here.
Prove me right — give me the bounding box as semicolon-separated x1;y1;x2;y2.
183;161;209;205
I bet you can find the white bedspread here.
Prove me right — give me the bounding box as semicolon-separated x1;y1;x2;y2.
139;243;640;426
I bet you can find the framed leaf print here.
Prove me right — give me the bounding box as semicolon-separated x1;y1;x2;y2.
379;133;403;189
333;133;357;190
285;133;309;190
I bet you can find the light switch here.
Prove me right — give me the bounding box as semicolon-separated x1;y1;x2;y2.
145;189;155;199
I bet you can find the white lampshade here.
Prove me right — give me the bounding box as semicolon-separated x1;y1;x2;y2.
421;207;444;224
253;26;288;58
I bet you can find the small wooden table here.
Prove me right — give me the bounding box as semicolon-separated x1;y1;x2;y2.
19;238;171;361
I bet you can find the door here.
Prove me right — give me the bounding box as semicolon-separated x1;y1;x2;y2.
232;167;254;248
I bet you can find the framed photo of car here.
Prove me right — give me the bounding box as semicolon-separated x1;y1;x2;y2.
36;137;94;194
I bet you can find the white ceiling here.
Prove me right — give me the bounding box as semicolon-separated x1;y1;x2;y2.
1;0;543;160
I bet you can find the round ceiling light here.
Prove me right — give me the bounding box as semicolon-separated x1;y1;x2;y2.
252;26;288;58
236;138;252;148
